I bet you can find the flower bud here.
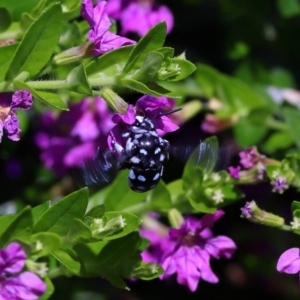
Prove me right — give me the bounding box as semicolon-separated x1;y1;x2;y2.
101;87;128;113
90;215;126;238
241;201;284;227
168;208;184;229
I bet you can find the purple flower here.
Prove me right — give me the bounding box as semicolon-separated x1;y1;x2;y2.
106;0;174;37
239;147;261;169
81;0;135;56
160;211;236;291
0;242;46;299
228;166;241;179
277;248;300;275
107;95;179;150
271;176;289;194
0;90;32;142
35;97;114;175
240;202;255;219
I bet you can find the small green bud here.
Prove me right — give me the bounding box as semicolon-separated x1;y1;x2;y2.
101;87;128;113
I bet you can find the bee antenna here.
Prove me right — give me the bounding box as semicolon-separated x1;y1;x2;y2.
152;108;182;119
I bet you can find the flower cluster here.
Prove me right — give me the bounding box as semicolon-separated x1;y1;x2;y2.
35;97;114;175
0;242;46;299
228;147;266;181
0;90;32;143
141;211;236;291
81;0;135;56
106;0;174;37
107;95;179;150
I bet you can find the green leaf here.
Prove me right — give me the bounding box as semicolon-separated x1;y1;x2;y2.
86;45;134;77
183;137;219;190
146;181;173;212
6;3;63;80
66;64;92;95
121;78;171;96
51;248;80;275
283;107;300;147
0;7;12;32
31;232;62;257
33;188;89;236
66;218;92;243
32;201;51;224
39;277;54;300
0;43;18;81
262;131;294;154
85;205;105;218
100;171;146;212
14;80;68;110
165;57;196;81
0;206;33;246
74;232;141;282
155;47;174;58
122;22;166;75
0;214;16;237
131;51;164;82
132;261;164;280
234;119;268;148
292;201;300;213
277;0;300;18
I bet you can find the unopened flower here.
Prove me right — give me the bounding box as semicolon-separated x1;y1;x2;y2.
81;0;135;56
0;242;46;299
277;248;300;275
107;95;179;150
241;201;285;227
271;176;289;194
0;90;32;142
107;0;174;37
35;97;114;175
228;166;241;179
160;211;236;291
201;114;234;134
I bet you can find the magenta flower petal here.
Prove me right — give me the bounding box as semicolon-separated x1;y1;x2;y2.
11;90;33;110
277;248;300;274
64;142;95;167
228;166;241;179
112;104;136;125
205;236;237;259
198;210;225;231
3;113;21;141
0;242;26;274
3;271;46;300
136;95;173;114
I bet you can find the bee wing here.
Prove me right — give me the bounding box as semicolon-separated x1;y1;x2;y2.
82;149;119;186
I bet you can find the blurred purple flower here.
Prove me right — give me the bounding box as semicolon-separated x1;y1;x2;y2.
81;0;135;56
240;202;255;219
239;147;261;169
201;114;234;134
0;242;46;300
35;97;114;175
228;166;241;179
106;0;174;37
0;90;32;142
108;95;179;150
160;211;236;291
271;176;289;194
277;248;300;275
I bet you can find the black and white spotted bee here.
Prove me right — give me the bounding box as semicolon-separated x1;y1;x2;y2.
83;108;182;193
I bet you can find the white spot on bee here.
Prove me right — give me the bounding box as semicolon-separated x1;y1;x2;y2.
122;132;130;137
150;131;159;136
150;160;155;166
125;138;134;151
132;127;147;133
160;154;165;161
154;148;161;154
136;116;144;123
130;156;140;164
140;149;147;155
129;169;136;179
138;175;146;182
135;133;143;138
153;173;160;181
114;143;124;153
160;166;164;176
137;186;146;190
